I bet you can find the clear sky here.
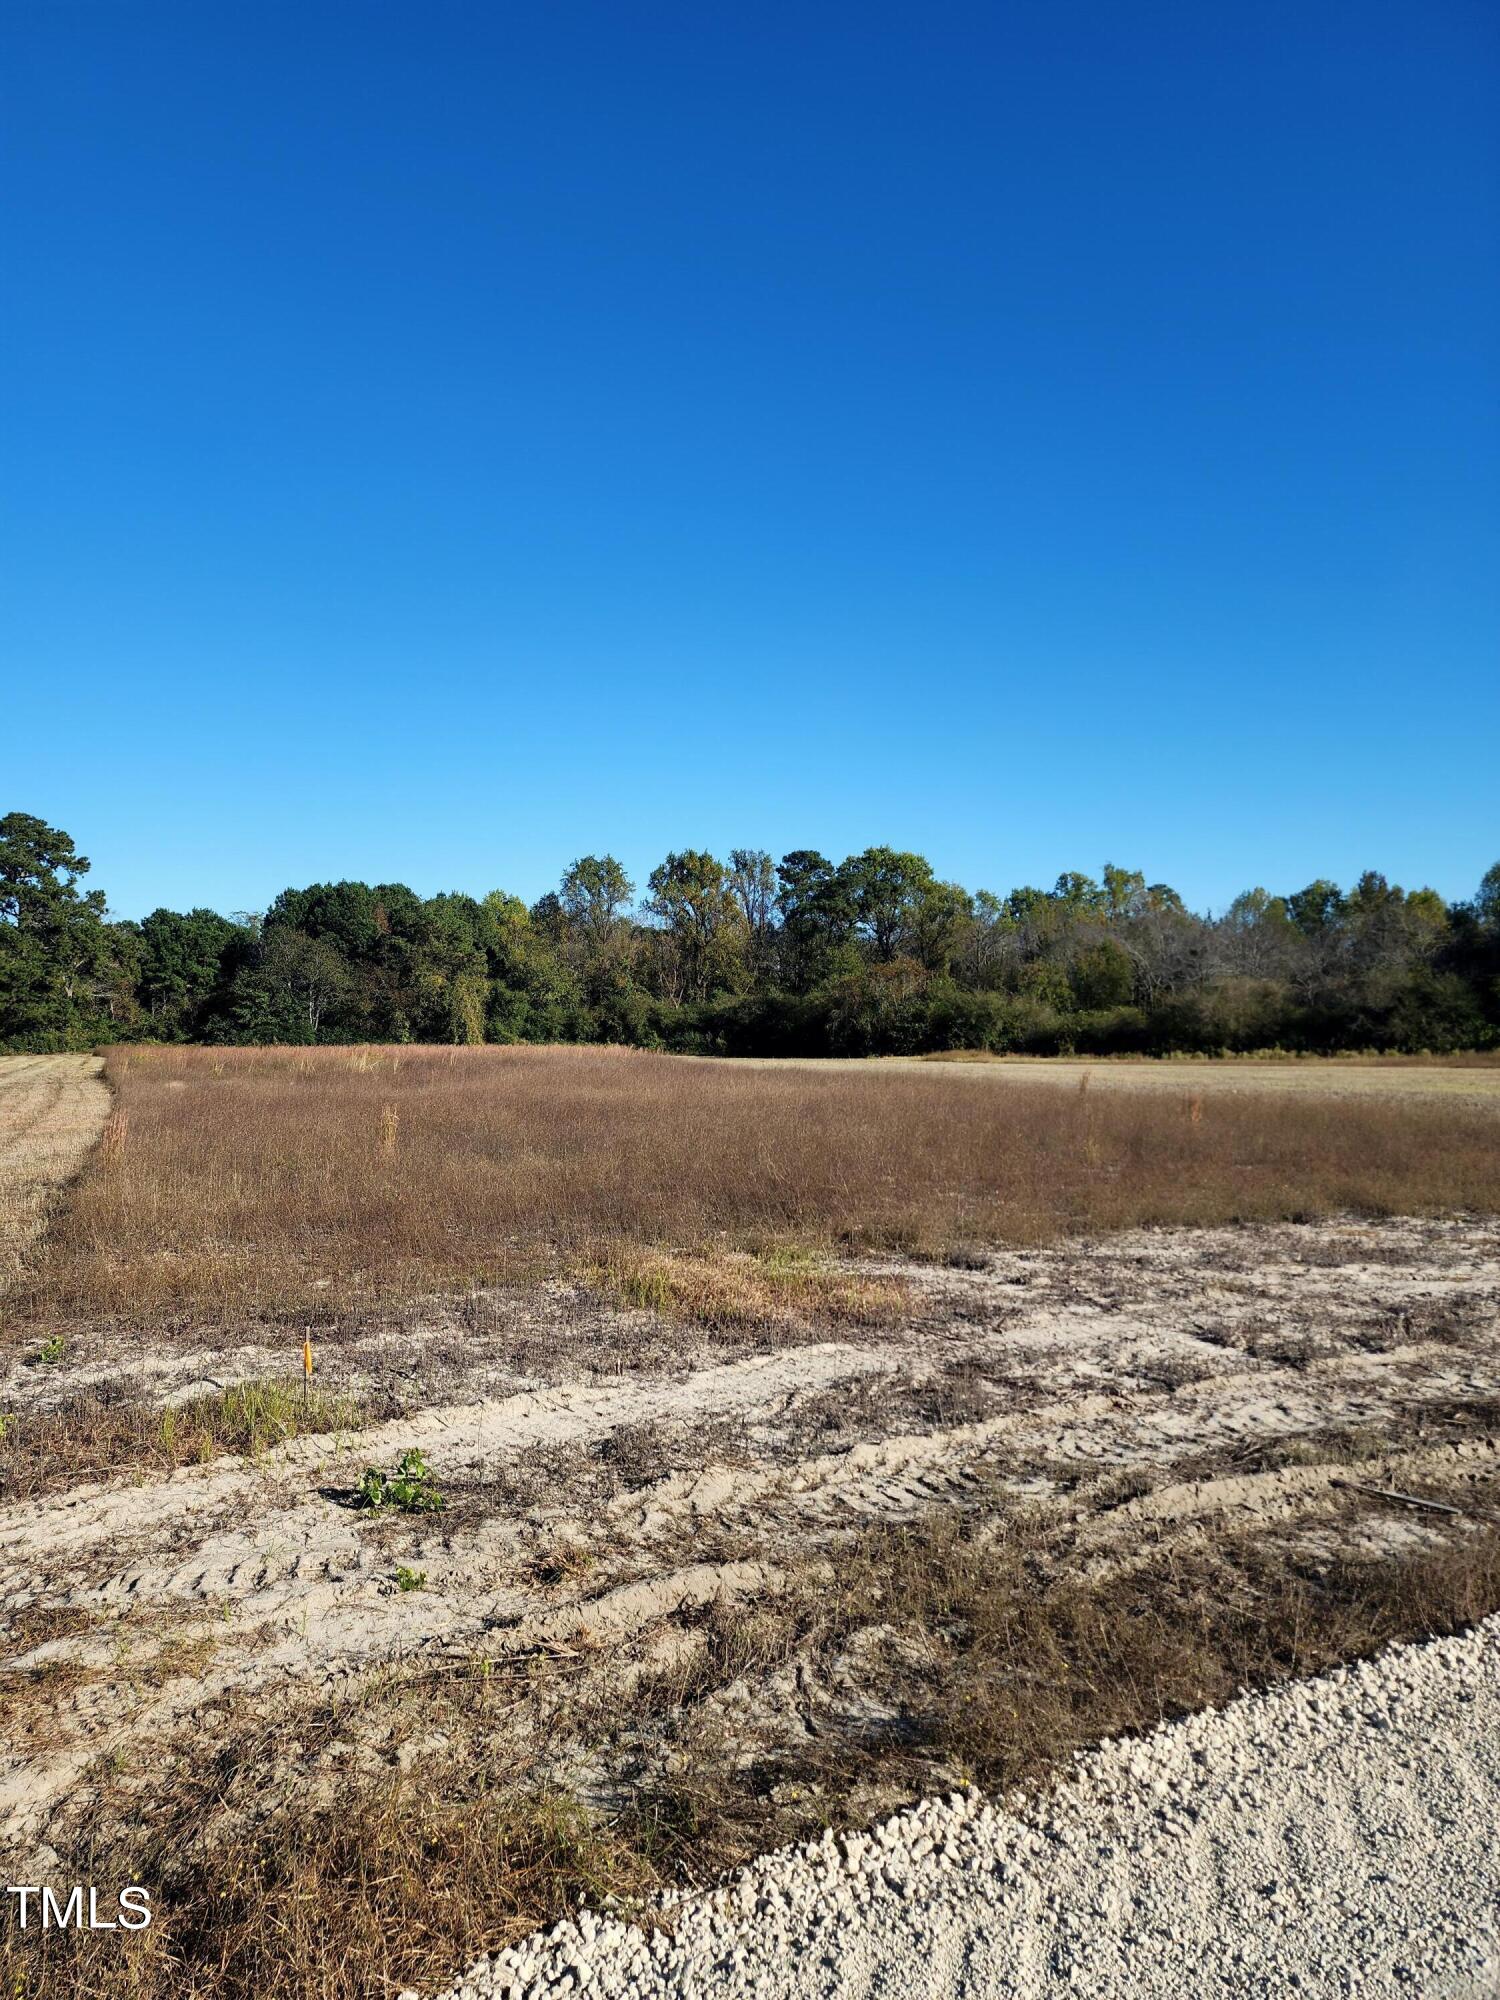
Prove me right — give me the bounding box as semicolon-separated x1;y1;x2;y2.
3;2;1496;921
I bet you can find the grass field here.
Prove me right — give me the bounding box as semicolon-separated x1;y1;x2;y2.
13;1042;1500;1333
2;1046;1499;1998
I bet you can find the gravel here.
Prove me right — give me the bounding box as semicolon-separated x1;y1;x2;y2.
424;1615;1500;2000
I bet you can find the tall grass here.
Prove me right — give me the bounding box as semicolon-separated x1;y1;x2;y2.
12;1042;1500;1330
0;1381;363;1498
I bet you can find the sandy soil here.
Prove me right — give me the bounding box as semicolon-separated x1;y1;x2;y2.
0;1054;110;1285
2;1052;1498;1991
3;1209;1498;1871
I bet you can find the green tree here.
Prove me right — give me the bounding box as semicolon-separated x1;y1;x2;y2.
1005;886;1050;923
260;927;352;1039
775;851;855;992
137;907;244;1037
264;880;384;960
644;850;742;1003
906;880;972;973
475;889;584;1042
0;813;120;1048
838;847;940;962
557;856;637;1009
1288;878;1346;937
559;855;634;945
1477;862;1500;934
1050;871;1106;914
1069;939;1136;1009
1101;864;1148;921
405;894;490;1042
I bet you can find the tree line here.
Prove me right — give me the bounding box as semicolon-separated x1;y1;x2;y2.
3;811;1498;1057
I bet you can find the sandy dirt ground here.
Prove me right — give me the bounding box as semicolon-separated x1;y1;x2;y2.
4;1208;1499;1873
2;1049;1498;1992
0;1054;110;1285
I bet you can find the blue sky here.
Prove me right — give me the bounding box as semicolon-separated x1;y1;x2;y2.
3;2;1496;921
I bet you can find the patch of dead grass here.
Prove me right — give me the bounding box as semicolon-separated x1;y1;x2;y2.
620;1509;1500;1879
1;1777;661;2000
577;1244;908;1330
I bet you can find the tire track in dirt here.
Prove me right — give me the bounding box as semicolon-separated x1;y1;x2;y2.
8;1330;1492;1629
6;1326;1498;1852
0;1342;896;1579
4;1201;1498;1882
0;1345;898;1846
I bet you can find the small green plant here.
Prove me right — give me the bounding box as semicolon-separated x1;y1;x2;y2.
756;1241;817;1276
30;1335;65;1366
394;1566;427;1592
355;1447;445;1514
615;1261;674;1314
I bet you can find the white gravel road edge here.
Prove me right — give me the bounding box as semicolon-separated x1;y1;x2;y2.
426;1614;1500;2000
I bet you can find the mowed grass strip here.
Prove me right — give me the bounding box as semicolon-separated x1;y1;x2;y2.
11;1042;1500;1330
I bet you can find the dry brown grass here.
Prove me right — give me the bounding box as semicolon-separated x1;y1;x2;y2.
580;1242;908;1328
10;1042;1498;1334
803;1513;1500;1796
0;1381;365;1501
0;1770;659;2000
8;1503;1499;2000
621;1525;1500;1911
918;1049;1500;1067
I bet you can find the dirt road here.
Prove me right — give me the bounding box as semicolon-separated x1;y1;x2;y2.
0;1053;109;1285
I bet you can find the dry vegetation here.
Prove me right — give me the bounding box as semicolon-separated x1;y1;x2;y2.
918;1049;1500;1066
0;1380;366;1501
8;1500;1500;2000
12;1043;1500;1333
3;1048;1500;2000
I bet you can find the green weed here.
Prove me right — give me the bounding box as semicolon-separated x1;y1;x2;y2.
356;1448;445;1514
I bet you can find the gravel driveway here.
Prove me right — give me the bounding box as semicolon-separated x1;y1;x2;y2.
431;1614;1500;2000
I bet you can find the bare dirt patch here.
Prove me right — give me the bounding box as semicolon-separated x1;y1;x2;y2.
3;1210;1499;1996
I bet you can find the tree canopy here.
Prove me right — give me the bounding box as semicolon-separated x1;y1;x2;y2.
3;810;1497;1058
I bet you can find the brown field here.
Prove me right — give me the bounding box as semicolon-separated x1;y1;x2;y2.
13;1042;1500;1332
2;1046;1499;1998
714;1048;1500;1107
